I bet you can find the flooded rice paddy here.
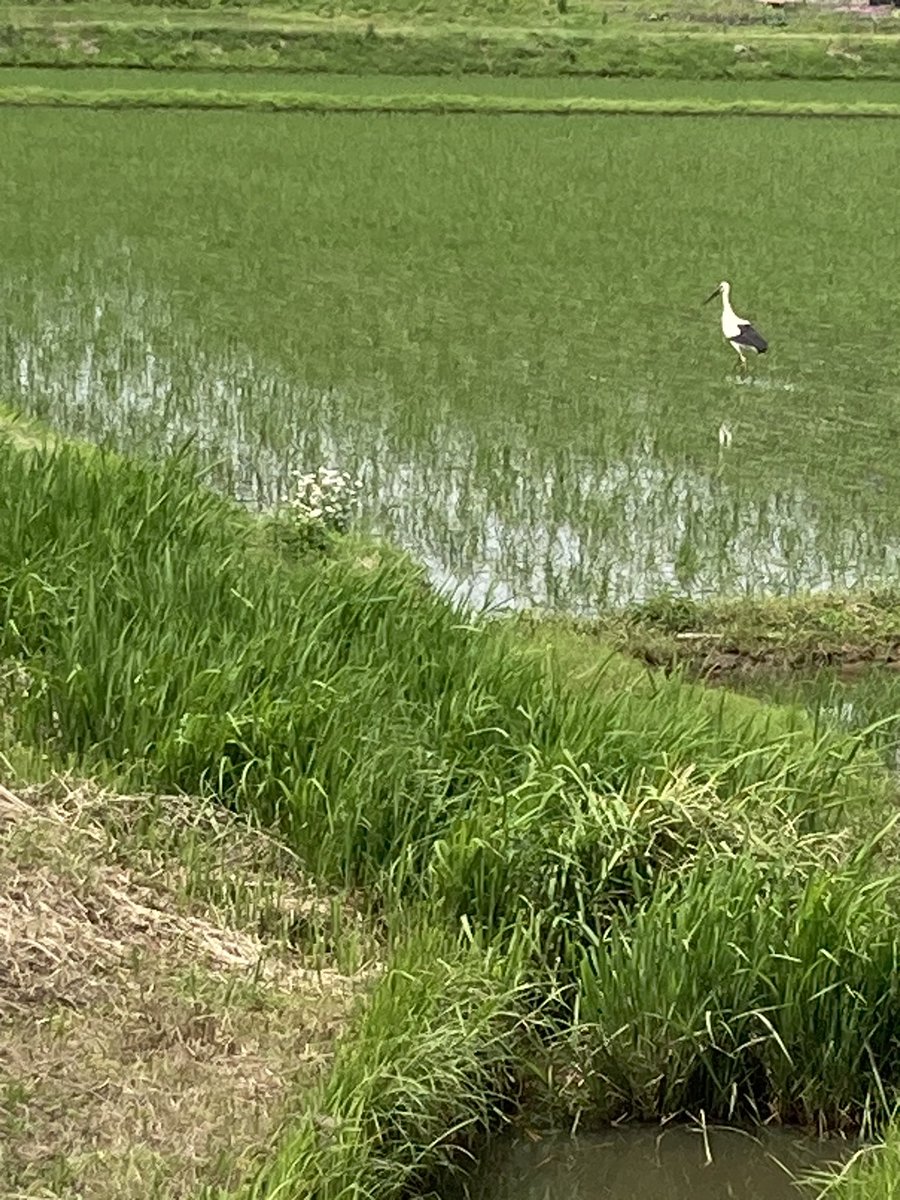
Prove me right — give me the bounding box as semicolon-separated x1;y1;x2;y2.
476;1126;852;1200
1;107;899;612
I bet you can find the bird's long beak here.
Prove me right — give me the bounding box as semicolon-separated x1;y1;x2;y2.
703;288;720;305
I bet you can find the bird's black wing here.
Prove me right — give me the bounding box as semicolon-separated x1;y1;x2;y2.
732;322;768;353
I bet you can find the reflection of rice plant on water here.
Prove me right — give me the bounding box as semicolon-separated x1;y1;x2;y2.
278;466;363;552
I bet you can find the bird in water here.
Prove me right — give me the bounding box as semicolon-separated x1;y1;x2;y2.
704;280;768;370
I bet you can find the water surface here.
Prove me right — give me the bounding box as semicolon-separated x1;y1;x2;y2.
477;1127;852;1200
736;665;900;772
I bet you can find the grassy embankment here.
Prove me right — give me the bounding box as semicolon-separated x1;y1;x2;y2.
2;0;900;96
4;84;900;115
3;410;900;1196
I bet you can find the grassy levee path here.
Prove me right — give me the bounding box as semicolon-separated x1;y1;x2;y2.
2;83;900;116
2;410;900;1196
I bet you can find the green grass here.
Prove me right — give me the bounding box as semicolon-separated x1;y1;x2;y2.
807;1121;900;1198
0;403;57;450
0;0;860;28
548;590;900;774
4;430;900;1195
569;857;900;1131
3;437;886;895
583;590;900;669
4;84;900;117
735;665;900;776
1;438;897;1019
3;6;900;80
567;590;900;766
7;0;900;39
2;107;900;610
9;66;900;104
235;928;536;1200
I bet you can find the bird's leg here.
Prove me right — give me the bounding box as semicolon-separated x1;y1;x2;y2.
735;348;747;372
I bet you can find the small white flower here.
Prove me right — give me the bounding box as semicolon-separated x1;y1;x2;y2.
281;462;362;539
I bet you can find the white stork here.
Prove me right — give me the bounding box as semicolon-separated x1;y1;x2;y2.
704;280;768;369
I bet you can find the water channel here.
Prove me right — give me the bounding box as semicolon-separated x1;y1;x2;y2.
476;1126;853;1200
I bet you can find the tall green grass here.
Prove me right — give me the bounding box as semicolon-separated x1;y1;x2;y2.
9;68;900;105
738;666;900;776
806;1120;900;1198
232;860;900;1199
568;856;900;1130
0;439;887;901
5;434;900;1194
234;928;536;1200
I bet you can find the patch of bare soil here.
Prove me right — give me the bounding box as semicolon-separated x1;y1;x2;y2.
640;635;900;681
0;779;372;1199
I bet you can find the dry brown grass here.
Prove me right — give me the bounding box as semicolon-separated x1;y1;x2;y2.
0;778;376;1199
